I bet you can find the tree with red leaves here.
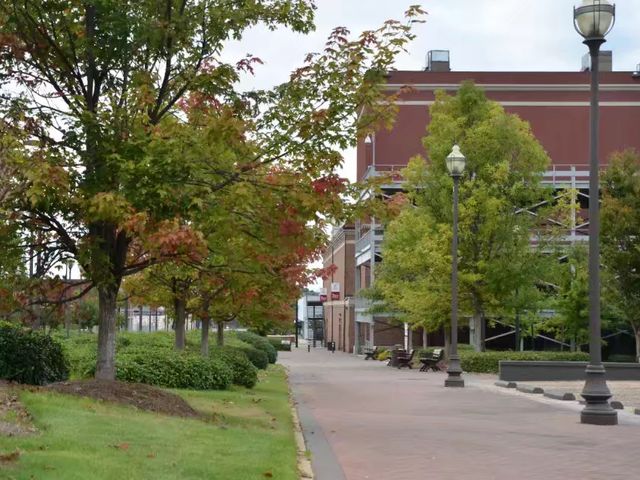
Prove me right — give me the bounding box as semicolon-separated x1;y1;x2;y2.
0;2;426;379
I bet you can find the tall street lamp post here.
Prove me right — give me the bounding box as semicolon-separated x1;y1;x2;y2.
295;300;299;348
574;0;617;425
445;145;465;388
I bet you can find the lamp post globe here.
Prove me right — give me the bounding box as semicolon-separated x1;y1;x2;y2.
445;145;465;388
446;145;466;177
574;0;615;41
574;0;617;425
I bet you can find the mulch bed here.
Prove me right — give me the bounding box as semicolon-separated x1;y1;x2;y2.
46;380;200;418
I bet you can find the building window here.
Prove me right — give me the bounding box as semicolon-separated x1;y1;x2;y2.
307;306;323;318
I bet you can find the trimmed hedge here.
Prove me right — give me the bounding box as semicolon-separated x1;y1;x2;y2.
268;338;292;352
239;346;269;370
65;343;97;379
607;354;637;363
116;351;233;390
237;331;277;364
212;346;258;388
62;331;262;389
417;347;590;374
0;322;69;385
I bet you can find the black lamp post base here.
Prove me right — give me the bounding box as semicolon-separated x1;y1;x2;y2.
581;409;618;426
580;364;618;425
445;376;465;388
445;355;464;388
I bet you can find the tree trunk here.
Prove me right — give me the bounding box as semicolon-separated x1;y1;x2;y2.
422;328;428;348
443;325;451;362
174;298;186;350
217;321;224;347
65;304;71;338
470;311;480;352
634;327;640;363
200;316;210;357
96;285;119;380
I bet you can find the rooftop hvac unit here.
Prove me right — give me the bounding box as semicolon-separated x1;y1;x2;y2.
425;50;451;72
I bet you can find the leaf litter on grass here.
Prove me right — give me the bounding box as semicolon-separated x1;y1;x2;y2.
0;382;36;438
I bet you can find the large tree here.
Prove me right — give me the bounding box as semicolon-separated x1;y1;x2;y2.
601;149;640;362
0;2;425;378
377;82;550;351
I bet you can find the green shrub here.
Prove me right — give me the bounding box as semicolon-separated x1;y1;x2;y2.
268;338;292;352
116;331;175;351
61;331;268;388
116;351;233;390
606;354;638;363
237;331;277;364
415;347;590;374
65;344;97;379
461;350;590;374
239;346;269;370
0;322;69;385
376;350;390;361
211;346;258;388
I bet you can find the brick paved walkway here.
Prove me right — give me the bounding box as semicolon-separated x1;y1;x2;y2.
281;347;640;480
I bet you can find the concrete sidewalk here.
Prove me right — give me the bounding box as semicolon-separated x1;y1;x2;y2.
281;348;640;480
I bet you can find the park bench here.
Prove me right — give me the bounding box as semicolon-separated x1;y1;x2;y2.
363;346;380;360
396;349;416;369
419;348;444;372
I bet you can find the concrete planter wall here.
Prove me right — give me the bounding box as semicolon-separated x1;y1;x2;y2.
499;361;640;382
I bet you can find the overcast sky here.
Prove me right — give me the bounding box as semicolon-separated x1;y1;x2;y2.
223;0;640;183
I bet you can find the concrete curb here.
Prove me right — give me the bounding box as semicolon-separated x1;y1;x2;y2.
543;391;576;401
291;398;314;479
285;366;346;480
495;380;517;389
611;401;624;410
516;385;544;394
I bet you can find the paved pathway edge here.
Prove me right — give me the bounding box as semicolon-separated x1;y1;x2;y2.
286;369;347;480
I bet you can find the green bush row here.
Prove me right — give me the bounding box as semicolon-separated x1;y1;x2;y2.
460;350;590;374
0;322;69;385
268;338;292;352
238;346;269;370
116;351;233;390
237;331;278;363
211;346;258;388
417;347;590;373
62;331;263;389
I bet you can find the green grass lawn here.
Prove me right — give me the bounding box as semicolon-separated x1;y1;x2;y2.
0;366;297;480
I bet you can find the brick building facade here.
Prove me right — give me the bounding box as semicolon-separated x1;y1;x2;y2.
322;226;356;352
326;51;640;353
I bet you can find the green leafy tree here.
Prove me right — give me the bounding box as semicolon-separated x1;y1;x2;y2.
377;82;550;352
542;245;589;351
601;149;640;362
0;2;425;379
372;207;452;351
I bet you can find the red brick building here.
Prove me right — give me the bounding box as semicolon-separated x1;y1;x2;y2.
327;51;640;352
322;225;356;353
